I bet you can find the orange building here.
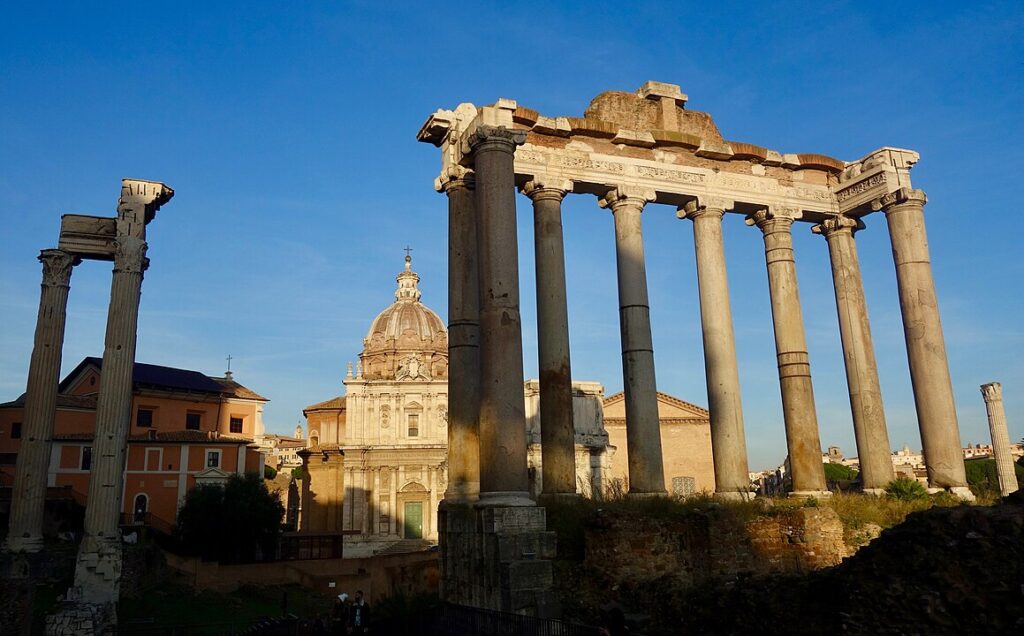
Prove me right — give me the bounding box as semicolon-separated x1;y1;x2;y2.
0;357;267;533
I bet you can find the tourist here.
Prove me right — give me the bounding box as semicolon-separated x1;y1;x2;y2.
349;590;370;634
332;593;350;635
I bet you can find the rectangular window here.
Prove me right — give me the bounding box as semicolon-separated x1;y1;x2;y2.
229;417;243;434
407;414;419;438
206;450;221;468
137;408;154;428
11;422;22;439
186;412;201;430
81;446;92;471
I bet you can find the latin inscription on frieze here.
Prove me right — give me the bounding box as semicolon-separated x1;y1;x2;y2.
559;155;625;173
635;165;705;184
836;173;886;202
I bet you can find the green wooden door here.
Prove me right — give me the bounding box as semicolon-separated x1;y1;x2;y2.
403;501;423;539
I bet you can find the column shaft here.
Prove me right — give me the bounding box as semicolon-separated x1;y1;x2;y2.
748;210;827;496
814;218;895;492
75;235;147;603
981;383;1019;497
443;174;481;503
681;203;750;498
524;181;576;496
471;126;531;505
601;187;666;495
881;188;969;493
5;250;77;552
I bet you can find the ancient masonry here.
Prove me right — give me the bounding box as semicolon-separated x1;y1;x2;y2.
3;179;173;631
418;81;974;614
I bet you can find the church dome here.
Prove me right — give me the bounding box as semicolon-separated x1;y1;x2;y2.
358;254;448;381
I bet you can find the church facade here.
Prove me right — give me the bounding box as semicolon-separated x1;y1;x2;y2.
305;255;448;547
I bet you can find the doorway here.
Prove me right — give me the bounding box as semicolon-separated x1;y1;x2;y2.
403;501;423;539
133;493;148;524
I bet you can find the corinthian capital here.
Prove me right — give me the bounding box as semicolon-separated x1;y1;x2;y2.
113;236;148;274
980;382;1002;403
39;249;78;287
520;176;573;201
676;197;733;221
811;215;862;238
598;185;656;211
879;187;927;211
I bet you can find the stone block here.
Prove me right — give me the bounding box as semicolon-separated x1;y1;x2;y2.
501;560;553;591
480;506;546;533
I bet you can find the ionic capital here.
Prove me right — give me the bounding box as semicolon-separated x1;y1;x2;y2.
879;187;927;211
676;197;733;221
980;382;1002;403
113;236;149;275
598;185;656;212
467;125;527;155
435;166;475;193
519;176;573;202
811;215;863;239
745;207;800;232
38;249;79;288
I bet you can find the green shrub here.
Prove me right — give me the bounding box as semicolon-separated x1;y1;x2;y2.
176;473;284;562
263;464;278;480
885;477;929;501
291;465;307;481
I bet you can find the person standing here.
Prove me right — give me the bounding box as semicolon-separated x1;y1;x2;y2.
350;590;370;634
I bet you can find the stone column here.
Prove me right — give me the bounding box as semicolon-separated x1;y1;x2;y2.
441;169;481;503
746;209;828;497
980;382;1019;497
678;200;749;500
73;180;172;604
521;177;577;498
812;216;895;493
4;250;78;553
470;125;531;506
880;188;971;498
599;186;666;496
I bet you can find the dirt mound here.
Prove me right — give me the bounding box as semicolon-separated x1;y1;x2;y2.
673;493;1024;635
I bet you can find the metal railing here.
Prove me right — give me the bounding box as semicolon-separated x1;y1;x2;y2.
278;532;343;560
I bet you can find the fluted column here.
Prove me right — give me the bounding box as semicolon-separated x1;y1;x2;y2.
74;179;172;604
880;188;971;498
470;125;532;506
441;169;481;503
521;177;577;498
599;186;666;496
980;382;1018;497
746;208;828;497
678;199;750;499
812;216;895;493
4;250;78;553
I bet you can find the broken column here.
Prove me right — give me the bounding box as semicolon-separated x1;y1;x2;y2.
747;208;828;497
71;179;173;605
980;382;1019;497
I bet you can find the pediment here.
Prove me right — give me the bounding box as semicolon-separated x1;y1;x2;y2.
400;480;427;493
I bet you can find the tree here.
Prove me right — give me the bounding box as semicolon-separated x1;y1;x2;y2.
823;462;859;482
264;464;278;480
964;457;1024;496
176;473;285;563
291;465;307;481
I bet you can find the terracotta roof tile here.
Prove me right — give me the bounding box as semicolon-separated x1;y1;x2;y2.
304;396;346;413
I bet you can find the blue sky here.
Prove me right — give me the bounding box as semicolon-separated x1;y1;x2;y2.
1;1;1021;470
